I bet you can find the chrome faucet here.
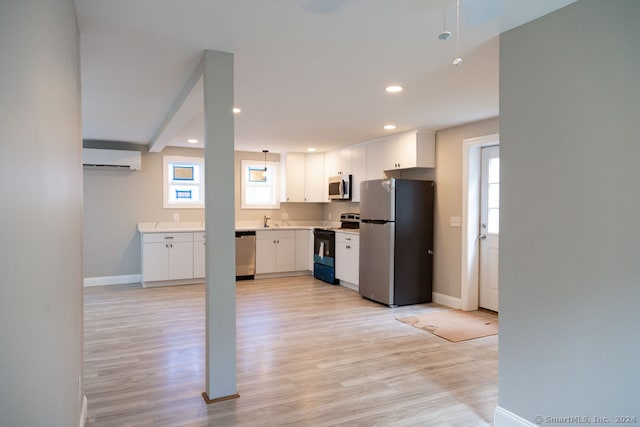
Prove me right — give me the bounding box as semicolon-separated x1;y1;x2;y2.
263;215;271;228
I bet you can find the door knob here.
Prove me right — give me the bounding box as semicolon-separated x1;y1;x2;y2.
479;234;487;240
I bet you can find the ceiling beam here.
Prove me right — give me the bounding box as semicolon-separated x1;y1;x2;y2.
148;58;204;152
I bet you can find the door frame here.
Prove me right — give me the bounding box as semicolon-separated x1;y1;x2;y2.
460;133;499;311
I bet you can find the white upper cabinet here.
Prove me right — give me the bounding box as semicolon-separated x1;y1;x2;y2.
366;130;435;180
325;147;351;177
282;152;325;203
350;144;366;202
283;152;306;202
304;153;325;202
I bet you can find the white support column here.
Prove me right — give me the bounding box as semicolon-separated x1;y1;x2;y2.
202;50;238;403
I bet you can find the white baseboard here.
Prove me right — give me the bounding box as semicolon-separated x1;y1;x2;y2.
83;274;141;287
432;292;462;309
494;406;536;427
79;395;87;427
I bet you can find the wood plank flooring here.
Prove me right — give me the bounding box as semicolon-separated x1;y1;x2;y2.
84;276;497;426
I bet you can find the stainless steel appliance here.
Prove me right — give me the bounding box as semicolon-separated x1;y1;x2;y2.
359;179;434;307
235;230;256;280
328;174;352;200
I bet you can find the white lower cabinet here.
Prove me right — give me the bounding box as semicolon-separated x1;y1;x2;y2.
256;230;297;274
142;232;194;283
295;229;313;271
193;232;206;279
335;232;359;287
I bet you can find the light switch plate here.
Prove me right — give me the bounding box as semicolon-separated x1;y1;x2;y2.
173;213;180;221
282;212;289;220
450;216;461;227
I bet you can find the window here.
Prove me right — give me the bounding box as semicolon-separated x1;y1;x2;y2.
163;156;205;209
487;157;500;234
241;159;280;209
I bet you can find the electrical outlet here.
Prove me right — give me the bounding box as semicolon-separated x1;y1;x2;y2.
173;213;180;221
328;212;332;219
282;212;289;220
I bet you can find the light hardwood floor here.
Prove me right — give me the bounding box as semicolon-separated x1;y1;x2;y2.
84;276;497;426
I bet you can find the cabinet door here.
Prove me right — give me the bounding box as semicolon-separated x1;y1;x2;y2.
335;147;351;176
256;238;277;274
350;144;366;202
284;153;305;202
336;242;359;285
193;239;206;279
304;153;325;202
168;241;194;280
276;237;296;272
142;242;169;282
366;140;386;180
295;229;310;271
385;131;417;170
335;241;348;281
344;244;359;285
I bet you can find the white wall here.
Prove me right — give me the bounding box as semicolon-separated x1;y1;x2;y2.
0;1;84;425
499;0;640;423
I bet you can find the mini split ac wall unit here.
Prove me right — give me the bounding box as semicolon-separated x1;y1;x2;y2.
82;148;142;170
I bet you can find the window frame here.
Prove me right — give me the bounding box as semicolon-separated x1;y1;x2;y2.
163;155;205;209
240;159;280;210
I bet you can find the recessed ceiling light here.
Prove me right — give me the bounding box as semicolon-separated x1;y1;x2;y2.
385;85;403;93
307;147;317;152
187;139;199;144
232;107;241;114
384;124;396;130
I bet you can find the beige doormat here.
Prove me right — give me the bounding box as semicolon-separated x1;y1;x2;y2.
398;309;498;342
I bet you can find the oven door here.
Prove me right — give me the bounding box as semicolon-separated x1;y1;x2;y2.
313;229;335;266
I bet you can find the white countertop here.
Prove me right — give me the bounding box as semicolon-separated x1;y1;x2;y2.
137;221;359;234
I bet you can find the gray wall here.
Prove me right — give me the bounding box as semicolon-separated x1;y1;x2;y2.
83;148;325;278
499;0;640;422
83;146;207;277
0;0;84;425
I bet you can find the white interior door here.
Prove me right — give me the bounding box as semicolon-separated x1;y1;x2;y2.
479;145;500;312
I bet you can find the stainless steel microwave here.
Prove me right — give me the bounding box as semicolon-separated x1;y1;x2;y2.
328;175;351;200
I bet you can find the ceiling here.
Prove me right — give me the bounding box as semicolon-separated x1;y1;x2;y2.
75;0;576;154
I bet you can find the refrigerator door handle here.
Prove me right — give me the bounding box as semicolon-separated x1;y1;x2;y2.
361;219;392;225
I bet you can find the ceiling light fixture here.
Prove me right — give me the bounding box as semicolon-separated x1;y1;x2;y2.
452;0;463;66
307;147;317;152
260;149;269;181
187;139;198;144
384;124;396;130
233;107;241;114
385;85;403;93
438;0;451;40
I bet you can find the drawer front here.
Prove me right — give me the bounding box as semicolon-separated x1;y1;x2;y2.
142;232;194;244
193;232;206;242
256;230;296;240
335;232;359;245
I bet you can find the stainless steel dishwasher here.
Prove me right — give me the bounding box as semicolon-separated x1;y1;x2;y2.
235;231;256;280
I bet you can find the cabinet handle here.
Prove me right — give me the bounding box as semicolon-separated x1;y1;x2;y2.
346;237;351;241
164;236;174;239
346;245;350;249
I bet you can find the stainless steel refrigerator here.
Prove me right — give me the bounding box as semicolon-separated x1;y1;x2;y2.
359;179;434;306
